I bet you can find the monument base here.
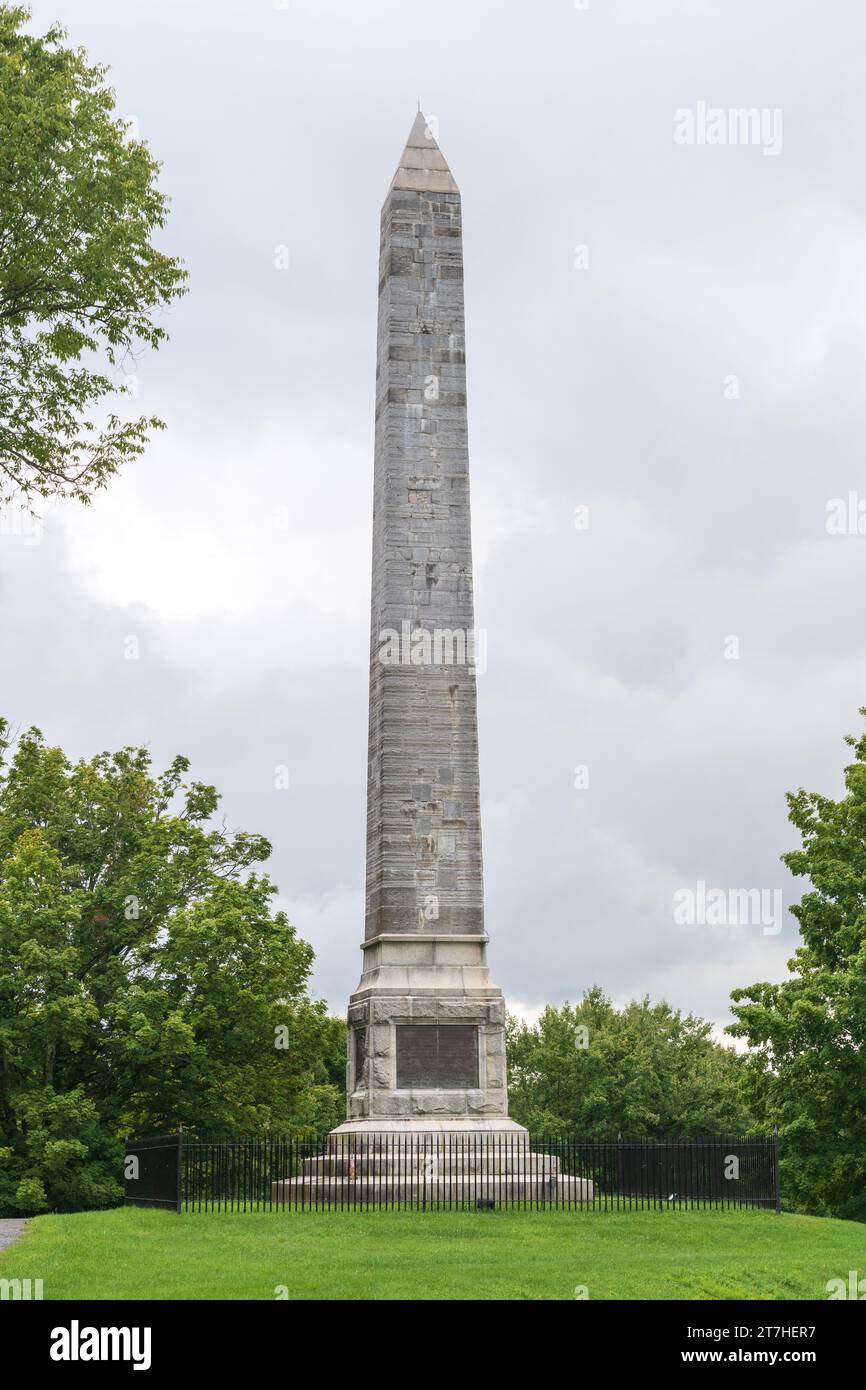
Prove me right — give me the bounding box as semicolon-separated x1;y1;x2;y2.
271;1124;594;1206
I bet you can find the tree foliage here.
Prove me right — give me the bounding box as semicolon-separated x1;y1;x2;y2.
507;987;753;1140
0;723;344;1215
0;5;187;503
729;712;866;1221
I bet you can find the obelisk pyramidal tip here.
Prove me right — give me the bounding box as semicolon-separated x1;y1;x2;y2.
390;112;459;195
333;112;521;1136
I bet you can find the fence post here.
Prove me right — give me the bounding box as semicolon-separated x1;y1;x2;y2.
772;1125;781;1215
176;1127;184;1215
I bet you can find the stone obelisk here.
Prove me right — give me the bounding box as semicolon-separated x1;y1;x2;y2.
333;113;521;1137
270;116;593;1204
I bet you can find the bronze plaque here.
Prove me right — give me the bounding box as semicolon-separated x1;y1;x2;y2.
396;1024;478;1089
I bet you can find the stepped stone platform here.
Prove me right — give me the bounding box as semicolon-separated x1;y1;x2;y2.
271;1128;594;1206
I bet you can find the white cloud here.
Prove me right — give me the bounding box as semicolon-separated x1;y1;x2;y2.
57;424;372;622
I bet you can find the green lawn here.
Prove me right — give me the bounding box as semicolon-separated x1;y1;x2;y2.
2;1206;864;1300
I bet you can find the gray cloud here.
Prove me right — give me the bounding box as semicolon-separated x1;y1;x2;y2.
9;0;866;1031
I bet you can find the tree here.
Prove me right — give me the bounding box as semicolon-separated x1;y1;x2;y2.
0;723;342;1215
729;711;866;1221
507;987;752;1140
0;5;186;505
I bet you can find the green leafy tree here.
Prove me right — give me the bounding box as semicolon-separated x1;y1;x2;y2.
0;5;186;504
729;711;866;1220
0;723;342;1214
507;987;753;1139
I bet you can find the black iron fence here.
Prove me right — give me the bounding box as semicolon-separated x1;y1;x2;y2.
124;1131;780;1213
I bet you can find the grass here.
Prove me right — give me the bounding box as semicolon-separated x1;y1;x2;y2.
2;1205;865;1300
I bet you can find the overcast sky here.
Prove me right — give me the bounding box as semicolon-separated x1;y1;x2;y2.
6;0;866;1034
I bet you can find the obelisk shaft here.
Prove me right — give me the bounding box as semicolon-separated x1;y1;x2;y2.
365;113;483;943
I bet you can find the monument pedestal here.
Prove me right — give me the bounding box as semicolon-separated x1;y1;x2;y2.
343;933;510;1123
